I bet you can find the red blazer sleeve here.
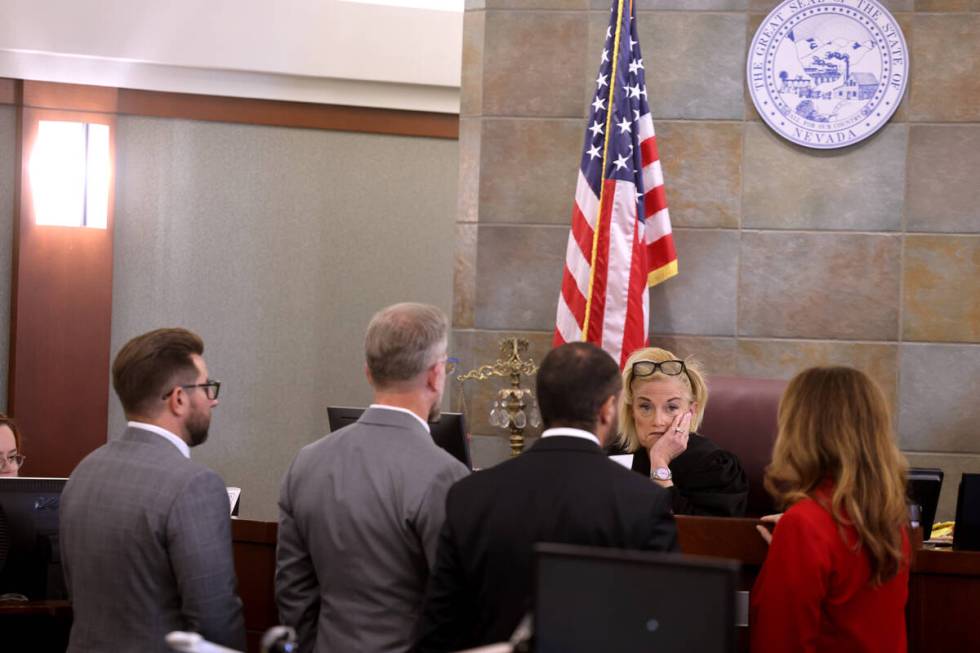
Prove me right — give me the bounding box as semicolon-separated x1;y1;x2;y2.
750;504;834;653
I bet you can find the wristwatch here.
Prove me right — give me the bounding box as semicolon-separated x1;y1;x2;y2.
651;466;672;482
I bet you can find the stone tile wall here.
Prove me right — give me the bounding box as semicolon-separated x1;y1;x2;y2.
456;1;979;519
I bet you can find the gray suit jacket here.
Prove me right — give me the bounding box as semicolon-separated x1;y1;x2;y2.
276;406;469;653
60;427;245;653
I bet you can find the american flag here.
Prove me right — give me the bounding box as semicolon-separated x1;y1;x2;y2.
553;0;677;367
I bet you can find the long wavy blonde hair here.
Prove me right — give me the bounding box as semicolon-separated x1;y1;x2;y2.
765;366;909;584
615;347;708;452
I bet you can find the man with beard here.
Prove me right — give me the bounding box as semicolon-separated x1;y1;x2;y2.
414;342;678;652
276;303;469;653
60;328;244;653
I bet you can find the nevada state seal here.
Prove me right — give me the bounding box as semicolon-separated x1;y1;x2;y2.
747;0;908;149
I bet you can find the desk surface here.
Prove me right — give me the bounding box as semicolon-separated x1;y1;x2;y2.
2;519;974;653
229;517;980;653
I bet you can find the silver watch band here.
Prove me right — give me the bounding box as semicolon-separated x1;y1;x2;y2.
651;466;672;481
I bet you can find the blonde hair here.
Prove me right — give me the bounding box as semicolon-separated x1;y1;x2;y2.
765;366;908;584
615;347;708;452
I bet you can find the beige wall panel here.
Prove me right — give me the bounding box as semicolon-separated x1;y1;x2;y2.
909;15;980;121
657;121;742;229
110;117;458;520
736;339;899;416
916;0;972;10
906;126;980;233
638;12;747;119
481;0;589;8
454;223;478;329
640;0;748;9
749;0;913;8
744;13;765;122
743;123;907;231
461;10;486;118
739;232;901;340
458;117;482;224
903;235;980;343
478;118;582;224
650;229;740;336
474;225;566;330
899;344;980;453
483;11;589;118
647;335;738;376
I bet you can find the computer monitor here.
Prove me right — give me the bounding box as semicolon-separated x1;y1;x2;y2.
534;543;737;653
907;467;943;540
0;477;69;600
953;473;980;551
326;407;472;470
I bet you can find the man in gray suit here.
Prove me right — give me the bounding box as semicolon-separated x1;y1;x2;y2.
60;328;245;653
276;302;469;653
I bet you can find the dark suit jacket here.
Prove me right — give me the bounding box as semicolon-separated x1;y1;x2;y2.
60;427;245;653
414;434;677;652
630;433;748;517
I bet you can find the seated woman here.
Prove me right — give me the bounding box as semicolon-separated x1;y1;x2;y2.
0;414;25;477
751;367;910;653
614;347;747;516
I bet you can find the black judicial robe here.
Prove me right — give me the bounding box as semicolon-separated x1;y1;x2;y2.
629;433;748;517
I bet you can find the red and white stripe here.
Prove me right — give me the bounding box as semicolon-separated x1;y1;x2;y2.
554;110;677;367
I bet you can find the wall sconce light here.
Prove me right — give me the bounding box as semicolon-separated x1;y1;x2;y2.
29;120;111;229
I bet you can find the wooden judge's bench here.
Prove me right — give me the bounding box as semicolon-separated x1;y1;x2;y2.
3;517;976;651
230;516;980;653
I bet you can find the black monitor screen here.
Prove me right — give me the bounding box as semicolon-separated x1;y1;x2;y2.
534;543;737;653
908;467;943;540
0;477;68;600
954;473;980;551
326;407;472;470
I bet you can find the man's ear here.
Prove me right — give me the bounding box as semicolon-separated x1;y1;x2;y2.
164;387;188;417
425;361;441;393
598;394;618;427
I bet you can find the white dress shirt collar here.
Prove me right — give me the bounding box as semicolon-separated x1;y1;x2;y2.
540;427;601;446
369;404;431;433
128;421;190;458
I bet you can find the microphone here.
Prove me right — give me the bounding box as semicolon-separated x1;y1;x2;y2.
165;625;297;653
260;626;298;653
165;632;242;653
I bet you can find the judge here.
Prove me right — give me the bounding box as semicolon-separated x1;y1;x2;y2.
614;347;748;516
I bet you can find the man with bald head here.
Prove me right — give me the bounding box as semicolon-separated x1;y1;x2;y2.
276;302;469;653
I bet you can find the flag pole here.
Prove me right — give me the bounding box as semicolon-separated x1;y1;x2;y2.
581;0;625;342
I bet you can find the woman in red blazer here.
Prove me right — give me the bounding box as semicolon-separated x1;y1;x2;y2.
751;366;911;653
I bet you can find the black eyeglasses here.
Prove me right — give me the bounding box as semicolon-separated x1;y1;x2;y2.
162;380;221;401
631;360;686;378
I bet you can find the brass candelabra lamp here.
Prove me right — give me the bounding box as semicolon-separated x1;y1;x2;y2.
457;337;541;456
